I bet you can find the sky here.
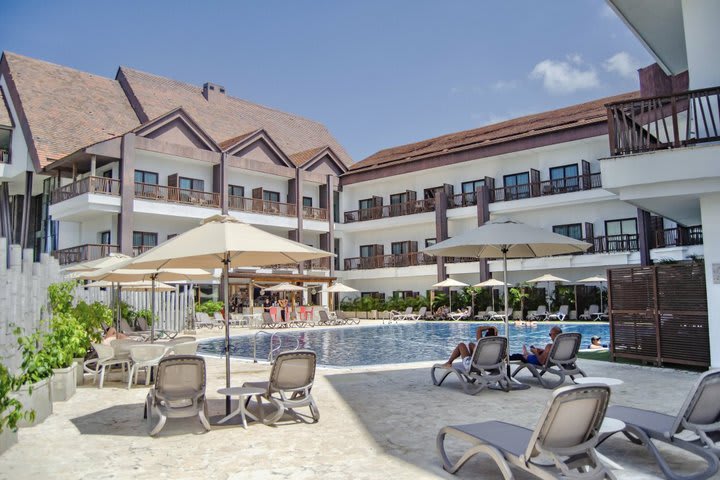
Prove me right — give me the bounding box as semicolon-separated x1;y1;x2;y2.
0;0;652;161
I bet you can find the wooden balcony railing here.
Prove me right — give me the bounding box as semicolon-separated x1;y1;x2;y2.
607;86;720;156
228;195;297;217
50;176;121;204
52;243;119;266
132;245;154;257
302;206;328;221
343;198;436;223
653;226;703;248
303;257;331;270
0;148;9;164
490;173;602;203
135;182;220;208
343;252;436;270
585;234;639;254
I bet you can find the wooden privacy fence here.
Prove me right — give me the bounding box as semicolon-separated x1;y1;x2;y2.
74;284;196;332
0;238;62;373
608;263;709;367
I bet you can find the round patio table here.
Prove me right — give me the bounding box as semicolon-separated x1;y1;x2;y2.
573;377;623;387
217;386;266;429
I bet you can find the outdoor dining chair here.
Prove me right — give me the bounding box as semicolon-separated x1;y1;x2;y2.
128;344;168;389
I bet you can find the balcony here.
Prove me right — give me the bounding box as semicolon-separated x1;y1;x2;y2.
489;173;603;203
136;182;219;208
302;206;328;221
0;148;9;164
607;86;720;156
50;176;121;205
344;199;436;223
52;243;119;266
653;226;703;248
229;195;298;217
343;252;435;270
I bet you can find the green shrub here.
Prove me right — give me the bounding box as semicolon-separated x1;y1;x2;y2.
14;328;53;385
196;301;224;315
135;309;155;325
0;364;33;433
44;314;87;368
47;281;77;315
72;301;111;346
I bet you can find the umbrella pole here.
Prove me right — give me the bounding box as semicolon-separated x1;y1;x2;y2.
500;247;530;391
150;275;156;344
223;254;231;415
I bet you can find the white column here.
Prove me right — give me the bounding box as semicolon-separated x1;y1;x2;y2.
682;0;720;90
700;193;720;368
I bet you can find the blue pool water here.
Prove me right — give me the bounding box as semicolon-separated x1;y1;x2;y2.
197;322;610;367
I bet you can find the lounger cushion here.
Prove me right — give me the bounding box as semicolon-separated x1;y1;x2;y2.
449;421;531;458
607;405;676;433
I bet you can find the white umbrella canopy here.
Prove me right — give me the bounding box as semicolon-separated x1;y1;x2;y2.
473;278;510;311
84;279;175;291
262;282;307;292
527;274;570;310
63;252;132;273
324;282;358;293
423;218;590;389
577;276;608;311
122;214;333;413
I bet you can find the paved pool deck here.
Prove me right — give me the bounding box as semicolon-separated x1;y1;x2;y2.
1;320;716;480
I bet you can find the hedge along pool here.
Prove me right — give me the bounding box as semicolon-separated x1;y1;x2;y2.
197;322;610;368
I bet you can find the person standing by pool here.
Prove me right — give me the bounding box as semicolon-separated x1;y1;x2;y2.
441;325;498;369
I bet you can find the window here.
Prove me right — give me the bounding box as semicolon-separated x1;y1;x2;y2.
228;185;244;197
133;231;158;247
303;196;313;207
503;172;530;200
359;245;374;257
99;231;111;245
134;170;158;184
102;170;113;179
605;218;638;252
425;238;436;248
391;242;409;255
549;164;579;192
358;198;374;210
263;190;280;203
605;218;637;236
461;179;485;194
179;177;204;192
553;224;583;241
390;193;408;205
167;233;178;240
424;186;445;200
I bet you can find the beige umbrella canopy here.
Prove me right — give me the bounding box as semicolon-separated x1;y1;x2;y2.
423;218;590;389
121;214;333;413
323;282;358;311
527;274;570;309
432;278;469;312
84;279;175;291
63;252;131;273
578;275;608;311
262;282;307;292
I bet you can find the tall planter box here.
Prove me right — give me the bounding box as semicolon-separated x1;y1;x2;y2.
0;427;18;455
51;365;76;402
73;359;85;386
15;377;53;427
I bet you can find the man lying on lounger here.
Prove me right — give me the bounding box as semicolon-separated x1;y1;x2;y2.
441;325;499;370
509;326;562;365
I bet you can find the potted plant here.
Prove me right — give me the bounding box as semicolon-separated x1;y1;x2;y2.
44;313;86;401
0;365;33;454
14;328;53;427
72;301;110;385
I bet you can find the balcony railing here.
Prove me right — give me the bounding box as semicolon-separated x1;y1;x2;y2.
490;173;602;203
653;226;703;248
607;86;720;156
303;257;331;270
0;148;9;164
302;206;328;221
50;176;121;204
344;199;436;223
586;234;639;254
343;252;436;270
135;182;220;208
52;243;119;266
228;195;297;217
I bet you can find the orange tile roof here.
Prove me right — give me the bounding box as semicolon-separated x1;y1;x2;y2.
289;146;327;166
118;67;353;167
0;86;12;128
350;91;640;172
2;52;141;168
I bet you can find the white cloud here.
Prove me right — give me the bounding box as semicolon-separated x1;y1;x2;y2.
603;51;642;79
491;79;518;91
530;57;600;94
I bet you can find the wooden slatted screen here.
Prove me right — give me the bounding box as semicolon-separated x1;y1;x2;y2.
609;263;709;367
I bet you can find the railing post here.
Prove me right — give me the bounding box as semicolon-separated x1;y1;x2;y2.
671;95;680;148
607;107;617;155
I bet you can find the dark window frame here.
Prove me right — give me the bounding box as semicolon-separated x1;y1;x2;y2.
179;176;204;192
132;231;158;247
359;245;374;257
425;238;436;248
99;231;111;245
552;223;583;241
503;172;530;200
549;163;580;192
461;179;485;194
134;170;158;185
390;192;408;205
302;196;313;207
263;190;281;203
358;198;374;210
605;218;638;236
228;185;244;197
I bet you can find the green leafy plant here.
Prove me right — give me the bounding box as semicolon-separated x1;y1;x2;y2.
47;280;77;315
0;364;34;433
14;327;53;386
72;301;111;346
43;314;87;368
135;309;155;326
195;301;224;315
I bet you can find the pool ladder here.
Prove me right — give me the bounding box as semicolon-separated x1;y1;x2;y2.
252;330;301;363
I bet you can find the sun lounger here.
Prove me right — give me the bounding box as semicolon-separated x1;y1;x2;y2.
489;308;512;321
512;332;587;389
547;305;569;321
579;304;600;321
597;369;720;480
407;306;429;321
430;336;510;394
527;305;548;321
390;307;413;322
448;307;472;321
437;383;614;478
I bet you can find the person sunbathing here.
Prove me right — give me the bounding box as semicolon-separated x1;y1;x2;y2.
441;325;499;369
102;326;129;345
509;326;562;365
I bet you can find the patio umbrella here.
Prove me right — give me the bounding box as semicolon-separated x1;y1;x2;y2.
423;217;590;389
119;214;333;414
81;264;214;343
577;275;608;312
84;279;175;291
473;278;510;312
526;274;570;310
432;278;469;312
262;283;307;318
323;282;358;311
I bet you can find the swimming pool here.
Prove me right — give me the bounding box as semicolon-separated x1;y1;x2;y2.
197;322;610;367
